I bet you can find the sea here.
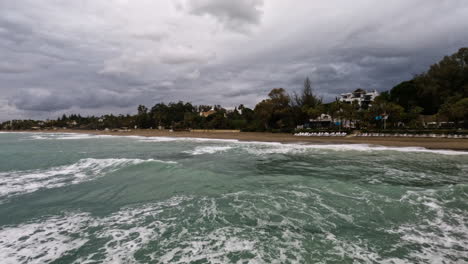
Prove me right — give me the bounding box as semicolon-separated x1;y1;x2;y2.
0;132;467;264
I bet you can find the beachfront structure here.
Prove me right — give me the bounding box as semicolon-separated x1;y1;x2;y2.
200;109;217;117
304;113;357;129
419;115;455;128
303;114;339;128
339;89;379;109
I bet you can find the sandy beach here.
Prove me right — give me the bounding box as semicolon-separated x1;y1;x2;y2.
16;129;468;151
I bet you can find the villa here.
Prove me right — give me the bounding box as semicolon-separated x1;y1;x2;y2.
339;89;379;109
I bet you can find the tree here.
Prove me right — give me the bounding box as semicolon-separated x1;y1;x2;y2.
369;97;405;128
293;77;322;125
389;81;418;111
414;47;468;114
451;98;468;127
297;77;321;108
198;105;212;112
385;47;468;115
151;103;169;128
439;98;468;127
254;88;293;130
136;105;150;128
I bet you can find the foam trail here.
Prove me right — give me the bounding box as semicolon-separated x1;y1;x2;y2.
0;213;90;264
184;146;234;155
138;136;468;156
0;158;175;201
239;142;468;156
12;132;468;155
0;196;191;264
25;133;116;140
140;136;240;143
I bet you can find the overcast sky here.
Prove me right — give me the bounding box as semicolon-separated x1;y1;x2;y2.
1;0;467;121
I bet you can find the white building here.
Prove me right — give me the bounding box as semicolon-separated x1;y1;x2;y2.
339;89;379;109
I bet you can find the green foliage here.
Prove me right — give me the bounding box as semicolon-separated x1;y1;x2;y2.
389;81;419;111
439;97;468;125
389;47;468;115
254;88;294;130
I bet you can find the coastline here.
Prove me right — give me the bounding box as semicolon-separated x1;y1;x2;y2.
6;129;468;151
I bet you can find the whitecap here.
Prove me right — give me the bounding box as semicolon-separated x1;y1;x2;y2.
0;213;91;264
0;196;191;264
184;146;234;155
17;132;468;156
0;158;175;201
139;136;240;144
27;133;115;140
389;189;468;263
238;142;468;156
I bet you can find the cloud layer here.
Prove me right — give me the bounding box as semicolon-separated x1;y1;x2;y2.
1;0;467;120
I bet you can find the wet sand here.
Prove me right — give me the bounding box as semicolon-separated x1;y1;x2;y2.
18;129;468;151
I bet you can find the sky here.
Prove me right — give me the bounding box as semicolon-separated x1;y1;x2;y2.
1;0;467;121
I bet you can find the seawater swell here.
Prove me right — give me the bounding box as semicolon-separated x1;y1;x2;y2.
23;132;468;156
0;158;176;202
0;132;467;263
0;186;467;263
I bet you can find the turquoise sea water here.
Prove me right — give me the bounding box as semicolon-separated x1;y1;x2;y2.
0;132;467;263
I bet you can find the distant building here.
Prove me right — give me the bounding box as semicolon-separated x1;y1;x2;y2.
339;89;379;109
307;114;334;128
225;107;242;115
200;110;217;117
419;115;454;128
67;120;78;126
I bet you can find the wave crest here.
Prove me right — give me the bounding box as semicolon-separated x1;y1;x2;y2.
0;158;175;201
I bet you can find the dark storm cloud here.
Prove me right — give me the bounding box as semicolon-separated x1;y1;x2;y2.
184;0;263;32
0;0;467;120
11;88;141;112
0;62;32;74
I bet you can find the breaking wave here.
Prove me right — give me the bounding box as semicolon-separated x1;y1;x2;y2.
238;143;468;156
0;158;175;201
27;133;115;140
184;146;234;155
139;136;468;156
387;188;468;263
2;186;467;263
14;132;468;156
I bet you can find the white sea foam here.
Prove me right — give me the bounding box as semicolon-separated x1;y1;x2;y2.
0;158;174;201
235;142;468;156
156;227;260;264
0;196;191;264
0;213;91;264
184;145;234;155
15;131;468;155
136;135;468;156
0;131;32;134
142;136;468;156
140;136;240;144
27;133;116;140
1;189;466;263
390;189;468;263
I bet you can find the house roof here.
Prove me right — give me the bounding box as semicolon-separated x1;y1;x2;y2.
354;88;366;93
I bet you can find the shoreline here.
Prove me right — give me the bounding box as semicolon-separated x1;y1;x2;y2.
5;129;468;151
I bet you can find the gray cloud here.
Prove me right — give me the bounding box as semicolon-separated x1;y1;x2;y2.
185;0;264;32
0;0;467;121
159;45;216;64
11;88;141;112
0;62;32;74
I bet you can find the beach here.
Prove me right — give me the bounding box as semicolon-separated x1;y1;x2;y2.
18;129;468;151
